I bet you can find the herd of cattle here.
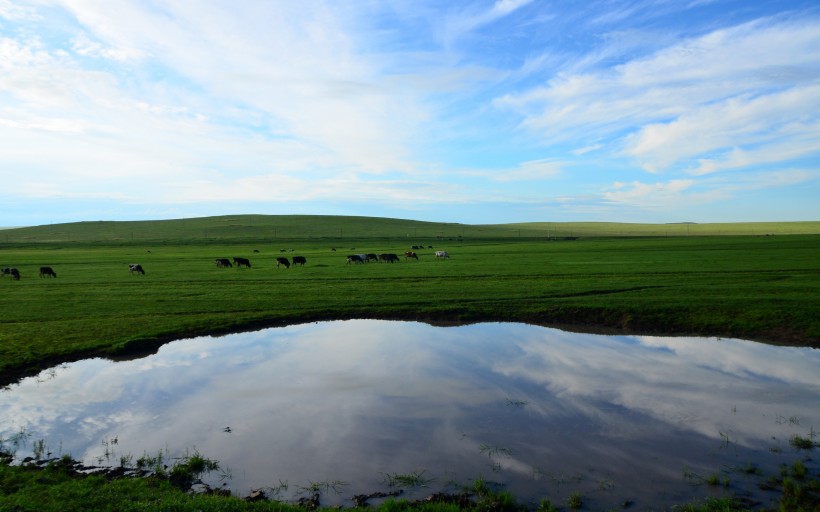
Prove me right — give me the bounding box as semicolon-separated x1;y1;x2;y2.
344;250;449;264
2;249;450;281
1;265;62;279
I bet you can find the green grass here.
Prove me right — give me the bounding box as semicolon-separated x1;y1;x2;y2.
1;215;819;385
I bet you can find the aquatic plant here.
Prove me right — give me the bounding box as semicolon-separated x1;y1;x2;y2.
382;470;432;488
790;434;817;450
32;439;47;460
296;479;347;495
567;491;583;510
168;450;220;490
505;398;528;407
479;443;512;459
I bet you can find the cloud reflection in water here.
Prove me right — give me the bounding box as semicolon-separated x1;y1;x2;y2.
1;320;818;509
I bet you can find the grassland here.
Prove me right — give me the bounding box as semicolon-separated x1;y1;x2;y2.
1;215;819;386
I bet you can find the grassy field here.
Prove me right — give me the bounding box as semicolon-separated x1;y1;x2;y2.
1;215;819;385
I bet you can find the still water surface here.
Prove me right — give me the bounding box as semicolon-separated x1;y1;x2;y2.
2;321;819;509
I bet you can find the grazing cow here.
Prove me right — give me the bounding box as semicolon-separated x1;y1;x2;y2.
435;251;449;259
10;268;20;280
404;251;418;260
346;254;365;264
365;253;379;263
215;258;233;268
379;253;399;263
39;266;57;278
292;256;307;266
129;264;145;275
233;257;251;268
276;257;291;269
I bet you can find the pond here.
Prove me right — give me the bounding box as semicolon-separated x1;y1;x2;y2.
1;320;819;509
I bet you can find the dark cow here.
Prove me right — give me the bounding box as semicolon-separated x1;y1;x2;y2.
215;258;233;268
404;251;418;260
129;264;145;275
39;266;57;278
233;257;251;268
379;253;399;263
365;253;379;263
292;256;307;266
276;257;290;269
346;254;365;264
10;268;20;280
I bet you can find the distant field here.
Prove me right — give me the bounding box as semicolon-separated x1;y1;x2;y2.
1;215;818;385
2;215;818;244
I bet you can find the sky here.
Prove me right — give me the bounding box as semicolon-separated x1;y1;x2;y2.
1;0;819;226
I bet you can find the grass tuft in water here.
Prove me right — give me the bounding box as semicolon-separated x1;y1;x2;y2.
790;434;817;450
168;450;220;490
296;479;348;495
567;491;583;510
479;443;512;459
382;470;432;488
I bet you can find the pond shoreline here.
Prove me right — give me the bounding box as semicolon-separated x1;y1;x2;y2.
2;308;816;389
3;319;819;511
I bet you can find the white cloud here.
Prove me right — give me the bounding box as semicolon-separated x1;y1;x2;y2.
623;85;820;172
497;17;820;174
601;168;816;211
440;0;534;45
70;31;129;60
603;179;699;208
0;0;38;20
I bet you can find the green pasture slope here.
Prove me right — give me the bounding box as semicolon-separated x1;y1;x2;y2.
1;215;819;385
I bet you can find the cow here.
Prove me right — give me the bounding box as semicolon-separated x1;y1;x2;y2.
215;258;233;268
379;253;399;263
276;257;290;269
435;251;450;259
233;257;251;268
129;264;145;275
365;253;379;263
404;251;418;260
9;268;20;280
346;254;365;264
39;266;57;277
292;256;307;266
1;267;12;277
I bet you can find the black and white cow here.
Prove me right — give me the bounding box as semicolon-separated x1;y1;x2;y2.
404;251;418;260
276;257;290;269
346;254;365;264
215;258;233;268
129;264;145;275
435;251;449;259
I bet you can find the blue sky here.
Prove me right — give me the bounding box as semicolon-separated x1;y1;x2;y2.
1;0;819;226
